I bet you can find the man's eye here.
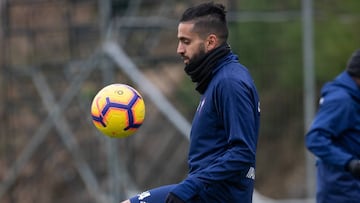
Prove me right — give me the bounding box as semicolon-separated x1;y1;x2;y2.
183;40;190;45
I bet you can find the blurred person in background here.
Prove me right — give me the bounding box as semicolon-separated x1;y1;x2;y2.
121;2;260;203
306;49;360;203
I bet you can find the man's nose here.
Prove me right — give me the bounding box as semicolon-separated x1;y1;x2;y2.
177;43;184;55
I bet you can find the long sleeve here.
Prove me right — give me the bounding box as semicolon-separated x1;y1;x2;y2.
306;97;355;168
171;71;260;201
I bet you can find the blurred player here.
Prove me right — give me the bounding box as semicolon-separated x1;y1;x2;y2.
306;49;360;202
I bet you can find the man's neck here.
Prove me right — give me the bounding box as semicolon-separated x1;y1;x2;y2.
352;76;360;87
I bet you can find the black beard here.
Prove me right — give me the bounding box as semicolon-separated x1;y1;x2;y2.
186;45;206;67
184;43;231;94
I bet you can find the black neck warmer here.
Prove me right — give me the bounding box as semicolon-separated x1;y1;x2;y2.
184;43;231;94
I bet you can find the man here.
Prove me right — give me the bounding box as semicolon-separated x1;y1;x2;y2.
121;2;260;203
306;49;360;203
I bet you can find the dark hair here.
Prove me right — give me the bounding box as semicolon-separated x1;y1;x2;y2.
346;49;360;78
180;2;228;43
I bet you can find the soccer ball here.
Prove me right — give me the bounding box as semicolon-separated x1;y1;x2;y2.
91;84;145;138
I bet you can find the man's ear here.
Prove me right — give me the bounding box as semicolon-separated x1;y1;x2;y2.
206;34;218;51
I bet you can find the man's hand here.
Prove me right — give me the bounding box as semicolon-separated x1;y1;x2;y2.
165;193;185;203
348;159;360;179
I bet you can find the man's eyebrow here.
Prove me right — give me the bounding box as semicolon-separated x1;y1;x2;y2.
178;36;190;41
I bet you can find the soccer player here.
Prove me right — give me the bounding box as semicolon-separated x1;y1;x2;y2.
305;49;360;203
121;2;260;203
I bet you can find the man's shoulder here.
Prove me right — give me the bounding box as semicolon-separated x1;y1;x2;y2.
216;61;250;78
321;81;353;103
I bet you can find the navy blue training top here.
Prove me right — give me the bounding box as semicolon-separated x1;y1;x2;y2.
171;52;260;202
305;71;360;202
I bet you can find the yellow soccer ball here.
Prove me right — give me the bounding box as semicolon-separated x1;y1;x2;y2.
91;84;145;138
